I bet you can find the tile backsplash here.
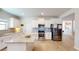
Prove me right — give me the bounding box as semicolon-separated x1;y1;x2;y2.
32;28;51;32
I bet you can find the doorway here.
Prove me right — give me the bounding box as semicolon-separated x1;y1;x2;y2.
62;20;74;50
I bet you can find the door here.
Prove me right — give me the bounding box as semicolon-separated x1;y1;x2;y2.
62;20;73;36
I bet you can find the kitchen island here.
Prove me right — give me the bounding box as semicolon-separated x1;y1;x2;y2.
5;32;34;51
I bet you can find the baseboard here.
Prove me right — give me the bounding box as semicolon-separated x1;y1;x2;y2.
74;47;79;51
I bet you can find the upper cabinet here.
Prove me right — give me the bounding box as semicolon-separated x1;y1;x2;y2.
45;20;50;28
9;18;21;28
32;20;38;28
38;18;45;24
32;18;45;28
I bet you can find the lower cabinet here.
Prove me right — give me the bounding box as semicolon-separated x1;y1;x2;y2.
0;36;11;50
31;33;38;40
0;39;7;50
7;43;26;51
45;32;51;40
6;43;33;51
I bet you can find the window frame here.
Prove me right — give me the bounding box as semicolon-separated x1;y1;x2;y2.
0;20;9;30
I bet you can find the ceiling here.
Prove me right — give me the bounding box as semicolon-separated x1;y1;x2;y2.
2;8;70;17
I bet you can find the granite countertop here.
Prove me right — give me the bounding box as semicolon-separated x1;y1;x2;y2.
6;38;34;43
5;32;34;43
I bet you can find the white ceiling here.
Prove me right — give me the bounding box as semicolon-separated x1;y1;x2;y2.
2;8;70;17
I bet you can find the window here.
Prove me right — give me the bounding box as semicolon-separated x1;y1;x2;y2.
0;19;8;30
0;24;6;30
9;18;14;28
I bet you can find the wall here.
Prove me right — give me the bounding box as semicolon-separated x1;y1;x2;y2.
0;10;21;28
21;17;35;33
60;9;74;18
60;9;75;33
60;8;79;50
21;17;62;33
74;9;79;50
0;10;21;35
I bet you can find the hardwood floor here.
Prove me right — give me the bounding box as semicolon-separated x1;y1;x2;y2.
32;35;76;51
1;35;76;51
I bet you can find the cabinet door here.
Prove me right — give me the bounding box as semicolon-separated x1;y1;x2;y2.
31;33;38;40
0;39;7;50
45;23;50;28
45;32;51;39
7;43;26;51
32;20;38;27
32;23;38;28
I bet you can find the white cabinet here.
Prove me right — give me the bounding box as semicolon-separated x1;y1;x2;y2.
32;23;38;28
32;20;38;28
31;33;38;40
0;37;7;50
7;43;26;51
45;23;50;28
9;18;21;28
6;42;33;51
45;32;51;39
45;20;50;28
38;18;45;24
0;35;11;50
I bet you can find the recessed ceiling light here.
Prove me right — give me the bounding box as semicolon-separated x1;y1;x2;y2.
41;12;44;15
